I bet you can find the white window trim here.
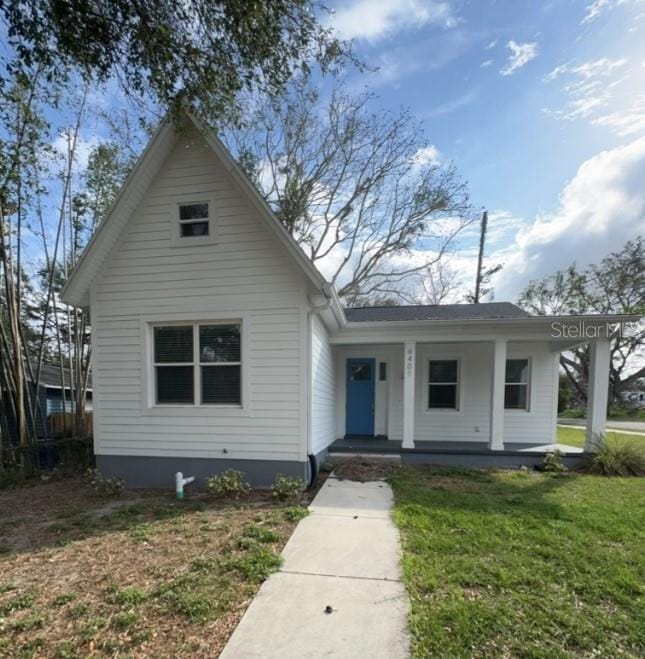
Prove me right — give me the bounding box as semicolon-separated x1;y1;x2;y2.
424;356;464;414
140;313;250;417
170;198;218;247
504;356;531;413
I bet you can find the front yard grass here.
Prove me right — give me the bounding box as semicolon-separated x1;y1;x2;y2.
0;478;306;658
557;425;645;449
390;466;645;658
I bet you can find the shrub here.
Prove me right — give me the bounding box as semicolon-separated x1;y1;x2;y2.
283;506;309;522
271;474;304;501
84;468;124;498
583;437;645;477
542;449;567;473
226;545;283;583
206;469;251;498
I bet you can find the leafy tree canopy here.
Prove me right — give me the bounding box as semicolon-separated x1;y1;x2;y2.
0;0;350;118
519;237;645;404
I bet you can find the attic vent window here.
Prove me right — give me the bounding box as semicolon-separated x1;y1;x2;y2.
179;203;209;237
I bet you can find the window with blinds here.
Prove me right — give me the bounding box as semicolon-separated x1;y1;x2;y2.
505;358;530;410
153;323;241;405
428;359;459;409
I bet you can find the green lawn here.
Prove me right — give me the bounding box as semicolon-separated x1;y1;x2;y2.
557;425;645;449
390;467;645;658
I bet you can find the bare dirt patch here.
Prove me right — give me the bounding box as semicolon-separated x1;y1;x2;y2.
0;479;307;658
329;457;401;482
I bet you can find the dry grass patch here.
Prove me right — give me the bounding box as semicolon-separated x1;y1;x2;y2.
0;478;306;658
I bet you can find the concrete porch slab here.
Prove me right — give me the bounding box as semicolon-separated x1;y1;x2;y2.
219;572;409;659
281;513;402;581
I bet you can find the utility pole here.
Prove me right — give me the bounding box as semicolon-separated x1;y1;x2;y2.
474;209;488;303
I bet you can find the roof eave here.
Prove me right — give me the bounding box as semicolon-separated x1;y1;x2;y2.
343;313;642;329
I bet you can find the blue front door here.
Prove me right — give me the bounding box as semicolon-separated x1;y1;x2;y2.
345;358;375;437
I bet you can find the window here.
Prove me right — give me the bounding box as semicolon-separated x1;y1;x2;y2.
505;358;529;410
350;362;372;381
153;323;241;405
379;362;387;381
428;359;459;409
179;202;209;238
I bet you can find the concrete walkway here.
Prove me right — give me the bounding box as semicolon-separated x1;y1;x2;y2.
219;476;410;659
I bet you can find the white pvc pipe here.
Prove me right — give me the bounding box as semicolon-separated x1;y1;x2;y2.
175;471;195;500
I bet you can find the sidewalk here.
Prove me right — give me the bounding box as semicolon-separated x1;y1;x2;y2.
558;418;645;436
219;476;410;659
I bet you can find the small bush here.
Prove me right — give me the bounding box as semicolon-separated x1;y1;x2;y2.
542;449;567;473
227;545;283;583
84;468;124;498
283;506;309;522
583;437;645;476
241;524;280;544
271;474;304;502
206;469;251;498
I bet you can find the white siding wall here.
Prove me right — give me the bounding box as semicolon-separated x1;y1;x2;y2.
91;124;308;462
414;342;491;443
334;341;557;445
310;315;336;454
504;342;558;444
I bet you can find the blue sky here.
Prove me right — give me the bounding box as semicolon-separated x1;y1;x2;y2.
326;0;645;299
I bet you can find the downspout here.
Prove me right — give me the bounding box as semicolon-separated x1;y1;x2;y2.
306;291;333;490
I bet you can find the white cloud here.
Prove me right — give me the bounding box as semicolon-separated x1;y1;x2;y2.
330;0;457;42
492;138;645;299
542;57;645;135
426;89;477;117
593;96;645;135
485;39;498;50
51;133;101;169
480;59;494;68
581;0;629;24
500;41;539;76
412;145;442;167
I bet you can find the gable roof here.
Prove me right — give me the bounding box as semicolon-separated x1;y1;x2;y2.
344;302;531;323
29;363;93;390
61;110;331;307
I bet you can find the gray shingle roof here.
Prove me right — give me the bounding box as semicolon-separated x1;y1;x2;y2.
343;302;531;323
28;363;93;389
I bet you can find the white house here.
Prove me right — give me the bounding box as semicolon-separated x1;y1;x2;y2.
61;111;637;487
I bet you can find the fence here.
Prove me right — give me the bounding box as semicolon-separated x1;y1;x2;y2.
48;411;93;438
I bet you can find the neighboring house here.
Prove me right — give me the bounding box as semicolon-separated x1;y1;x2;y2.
622;390;645;408
61;110;639;487
2;363;92;441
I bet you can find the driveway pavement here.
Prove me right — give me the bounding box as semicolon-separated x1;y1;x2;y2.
558;418;645;434
219;476;410;659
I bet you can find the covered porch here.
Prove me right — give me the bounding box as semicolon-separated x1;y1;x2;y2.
329;318;614;462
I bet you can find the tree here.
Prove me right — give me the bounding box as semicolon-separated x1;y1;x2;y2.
518;237;645;405
228;77;473;305
0;0;350;118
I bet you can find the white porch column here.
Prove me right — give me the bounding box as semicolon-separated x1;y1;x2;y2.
402;341;416;449
585;339;610;451
489;338;507;450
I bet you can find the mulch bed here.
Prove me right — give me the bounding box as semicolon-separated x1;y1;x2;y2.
0;478;307;658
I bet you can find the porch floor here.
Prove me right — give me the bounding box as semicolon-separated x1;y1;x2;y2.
330;438;583;454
